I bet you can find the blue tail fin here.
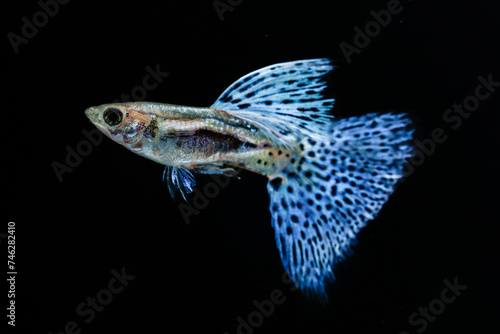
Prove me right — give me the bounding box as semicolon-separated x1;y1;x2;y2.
209;58;414;302
267;113;414;303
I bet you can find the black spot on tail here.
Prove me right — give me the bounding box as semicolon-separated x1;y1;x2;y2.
238;103;251;109
270;177;282;191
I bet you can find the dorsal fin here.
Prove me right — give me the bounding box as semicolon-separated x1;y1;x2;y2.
211;59;336;142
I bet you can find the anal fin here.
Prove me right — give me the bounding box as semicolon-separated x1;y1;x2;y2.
192;163;240;178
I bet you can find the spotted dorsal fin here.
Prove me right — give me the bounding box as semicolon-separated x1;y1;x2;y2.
210;59;336;143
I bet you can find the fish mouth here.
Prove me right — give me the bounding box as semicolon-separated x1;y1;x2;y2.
85;106;109;136
84;107;100;124
84;107;108;133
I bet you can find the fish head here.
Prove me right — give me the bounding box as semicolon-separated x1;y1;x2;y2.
85;103;153;147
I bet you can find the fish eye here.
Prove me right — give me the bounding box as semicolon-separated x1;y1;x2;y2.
103;108;123;126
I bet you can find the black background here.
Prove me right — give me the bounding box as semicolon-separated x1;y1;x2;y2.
3;0;499;333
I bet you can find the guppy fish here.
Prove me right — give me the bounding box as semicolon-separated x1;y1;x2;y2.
85;59;413;302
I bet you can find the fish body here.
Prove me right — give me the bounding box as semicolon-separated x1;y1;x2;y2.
85;102;293;178
85;59;414;303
